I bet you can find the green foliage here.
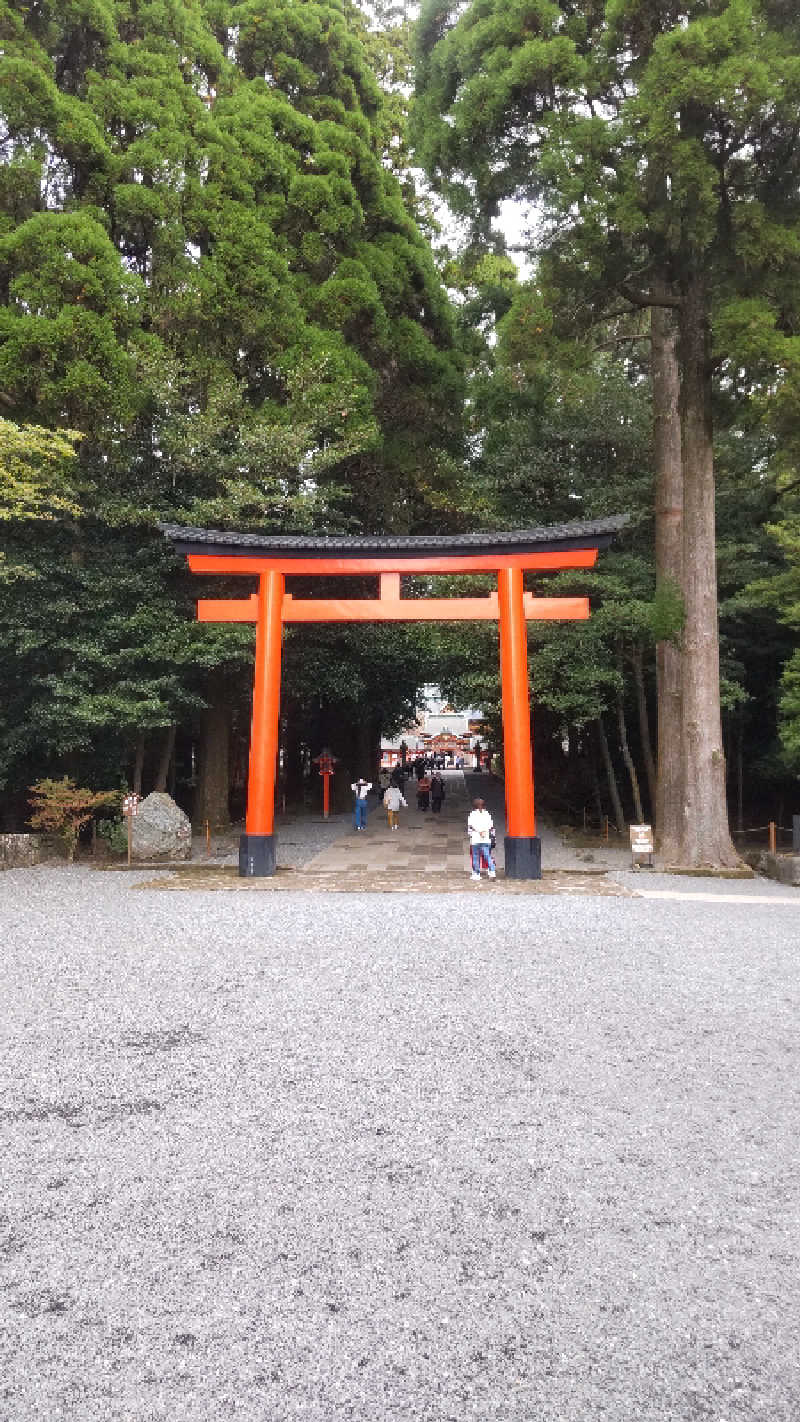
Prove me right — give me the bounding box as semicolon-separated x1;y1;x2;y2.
650;577;684;645
28;775;119;860
0;418;81;531
95;815;128;855
0;0;467;805
414;0;800;828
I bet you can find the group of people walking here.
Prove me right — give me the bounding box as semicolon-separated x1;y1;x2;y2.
349;774;497;880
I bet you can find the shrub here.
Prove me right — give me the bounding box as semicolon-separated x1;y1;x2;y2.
29;777;120;862
95;816;128;856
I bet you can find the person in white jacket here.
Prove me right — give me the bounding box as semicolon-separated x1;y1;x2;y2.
467;799;496;880
383;783;407;830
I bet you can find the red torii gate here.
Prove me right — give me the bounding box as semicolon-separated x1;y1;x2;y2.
162;518;625;878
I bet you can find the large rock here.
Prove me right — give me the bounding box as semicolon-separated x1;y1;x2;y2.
130;793;192;862
0;833;41;869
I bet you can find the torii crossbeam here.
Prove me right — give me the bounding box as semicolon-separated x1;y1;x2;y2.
162;518;626;879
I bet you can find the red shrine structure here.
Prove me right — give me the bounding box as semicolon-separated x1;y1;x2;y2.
162;518;626;878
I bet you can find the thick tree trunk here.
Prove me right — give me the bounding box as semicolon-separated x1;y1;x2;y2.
154;724;176;794
195;699;231;829
132;733;145;797
736;717;744;833
596;717;625;834
590;748;604;829
354;714;373;782
616;680;644;824
631;643;657;818
675;270;738;867
652;303;684;858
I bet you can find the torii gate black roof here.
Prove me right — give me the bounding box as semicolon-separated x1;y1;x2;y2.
160;514;628;560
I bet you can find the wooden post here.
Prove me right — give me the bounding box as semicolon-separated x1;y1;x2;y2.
769;820;776;854
497;565;539;878
240;567;284;876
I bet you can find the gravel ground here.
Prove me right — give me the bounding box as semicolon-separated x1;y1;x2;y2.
1;866;799;1421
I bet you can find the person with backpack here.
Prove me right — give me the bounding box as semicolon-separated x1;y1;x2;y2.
430;772;445;813
467;798;496;880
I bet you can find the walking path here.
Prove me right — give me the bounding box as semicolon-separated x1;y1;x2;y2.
304;769;475;879
179;770;797;902
299;769;633;891
165;771;631;895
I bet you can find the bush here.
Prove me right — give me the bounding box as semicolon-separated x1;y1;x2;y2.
95;817;128;856
29;777;120;862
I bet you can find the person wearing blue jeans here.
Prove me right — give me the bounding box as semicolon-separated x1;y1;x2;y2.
467;798;496;880
351;778;372;831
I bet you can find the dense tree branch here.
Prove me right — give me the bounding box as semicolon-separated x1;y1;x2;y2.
619;281;682;310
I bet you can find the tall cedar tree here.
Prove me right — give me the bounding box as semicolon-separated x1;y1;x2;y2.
0;0;465;812
413;0;800;867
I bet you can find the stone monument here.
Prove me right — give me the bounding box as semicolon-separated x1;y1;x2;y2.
130;793;192;862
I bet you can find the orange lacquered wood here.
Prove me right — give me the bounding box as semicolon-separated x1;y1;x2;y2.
198;594;590;623
498;566;536;838
187;548;599;576
198;595;258;622
246;569;284;837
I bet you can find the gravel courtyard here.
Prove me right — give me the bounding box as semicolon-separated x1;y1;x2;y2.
1;866;799;1421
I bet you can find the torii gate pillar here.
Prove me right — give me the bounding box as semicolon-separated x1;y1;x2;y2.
498;565;540;879
239;568;284;877
162;515;626;881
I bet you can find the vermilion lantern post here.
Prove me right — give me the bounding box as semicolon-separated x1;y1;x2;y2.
313;749;338;819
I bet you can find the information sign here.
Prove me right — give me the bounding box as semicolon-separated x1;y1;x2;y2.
630;823;654;867
123;793;141;866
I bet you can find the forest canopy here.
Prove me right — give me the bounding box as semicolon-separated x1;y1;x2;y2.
0;0;798;862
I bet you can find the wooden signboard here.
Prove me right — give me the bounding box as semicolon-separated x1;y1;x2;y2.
630;823;654;867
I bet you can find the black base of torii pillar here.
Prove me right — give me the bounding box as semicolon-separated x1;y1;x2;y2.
504;836;542;879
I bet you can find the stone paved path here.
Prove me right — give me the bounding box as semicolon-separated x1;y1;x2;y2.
304;769;476;880
140;773;632;895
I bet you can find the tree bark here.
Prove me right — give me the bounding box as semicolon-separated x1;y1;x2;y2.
195;698;231;829
652;303;684;858
590;746;604;830
154;724;176;794
616;678;644;824
132;733;145;797
675;269;738;867
596;717;625;834
631;642;657;818
736;716;744;834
